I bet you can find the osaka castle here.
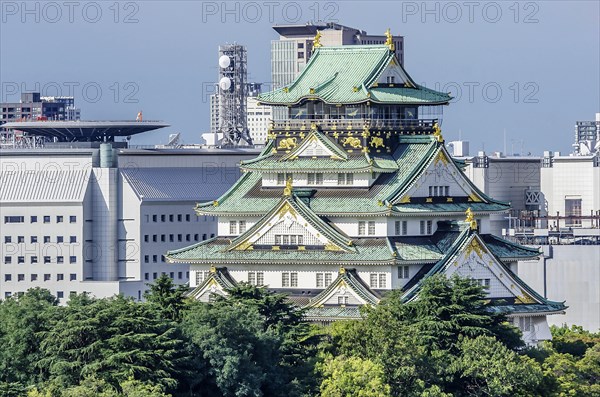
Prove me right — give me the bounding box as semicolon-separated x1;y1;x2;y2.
167;31;566;345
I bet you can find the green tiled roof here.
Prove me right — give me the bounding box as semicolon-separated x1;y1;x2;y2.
228;194;355;252
308;268;381;307
186;267;237;300
166;237;395;265
303;306;362;321
401;227;566;314
240;153;398;173
257;45;451;106
197;135;509;217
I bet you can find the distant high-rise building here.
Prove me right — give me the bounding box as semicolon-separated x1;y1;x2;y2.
271;23;404;90
573;112;600;156
270;23;404;120
0;93;81;124
246;97;272;145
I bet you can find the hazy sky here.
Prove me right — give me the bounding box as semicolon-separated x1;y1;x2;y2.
1;0;599;154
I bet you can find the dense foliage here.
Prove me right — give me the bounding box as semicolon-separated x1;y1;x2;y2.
0;274;598;396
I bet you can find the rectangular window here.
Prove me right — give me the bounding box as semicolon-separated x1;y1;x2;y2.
282;272;290;287
276;173;287;185
368;221;376;235
17;274;25;281
316;273;324;288
144;273;149;280
18;256;25;264
4;274;11;281
152;272;157;279
519;317;532;332
4;216;24;223
57;291;64;299
31;274;38;281
358;221;366;235
178;271;183;279
186;214;191;222
31;216;37;223
152;255;157;263
57;256;64;264
427;220;432;234
370;273;378;288
70;274;76;281
282;235;290;245
69;216;76;223
144;255;149;263
44;216;50;223
177;214;183;222
44;236;50;243
70;236;76;243
290;272;298;287
402;221;407;235
565;198;582;226
31;236;38;243
70;256;76;264
152;215;157;222
18;236;24;243
398;265;410;279
44;274;51;281
31;256;38;264
337;296;349;305
239;220;246;233
325;273;332;286
56;216;63;223
256;272;264;285
4;236;11;243
337;173;354;185
57;236;63;243
57;274;64;281
44;256;51;264
378;274;386;288
161;235;166;242
3;256;10;264
420;221;426;235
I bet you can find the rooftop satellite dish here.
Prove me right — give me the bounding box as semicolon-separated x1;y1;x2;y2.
219;55;231;68
219;77;232;91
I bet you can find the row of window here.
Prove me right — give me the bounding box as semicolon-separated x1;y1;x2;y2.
4;273;76;282
429;185;450;197
229;221;247;235
274;234;304;245
358;221;376;236
4;235;77;244
144;271;189;281
276;173;355;186
4;256;77;264
144;233;213;243
4;290;74;299
145;214;215;223
4;215;76;224
197;269;410;289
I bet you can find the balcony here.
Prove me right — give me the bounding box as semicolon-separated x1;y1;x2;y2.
270;118;439;134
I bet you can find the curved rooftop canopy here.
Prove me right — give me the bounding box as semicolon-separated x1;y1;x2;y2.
1;120;169;142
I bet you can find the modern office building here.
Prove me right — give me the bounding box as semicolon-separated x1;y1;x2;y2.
168;41;564;345
0;131;259;302
0;93;81;124
271;22;404;90
573;112;600;156
246;97;272;145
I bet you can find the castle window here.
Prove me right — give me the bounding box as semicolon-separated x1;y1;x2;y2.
420;220;432;235
337;173;354;186
229;221;237;234
358;221;366;235
428;186;450;197
398;265;410;279
277;173;292;185
337;296;349;305
196;271;210;285
239;220;246;233
395;220;408;235
368;221;376;235
307;173;324;185
248;271;264;286
282;272;298;287
316;272;333;288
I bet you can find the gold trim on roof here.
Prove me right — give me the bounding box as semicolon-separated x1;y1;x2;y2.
313;30;322;48
385;28;395;51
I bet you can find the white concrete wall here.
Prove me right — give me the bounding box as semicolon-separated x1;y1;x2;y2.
517;245;600;331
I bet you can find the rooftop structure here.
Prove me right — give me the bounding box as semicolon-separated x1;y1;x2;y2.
0;146;259;302
167;39;565;345
1;120;168;145
573;112;600;156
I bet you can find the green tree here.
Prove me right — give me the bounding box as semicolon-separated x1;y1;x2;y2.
450;335;544;396
144;275;189;321
37;294;187;393
0;288;58;388
318;355;391;397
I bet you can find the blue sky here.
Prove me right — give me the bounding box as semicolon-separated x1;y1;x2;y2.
1;1;598;154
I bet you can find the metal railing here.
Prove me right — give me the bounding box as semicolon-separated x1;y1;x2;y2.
270;118;439;131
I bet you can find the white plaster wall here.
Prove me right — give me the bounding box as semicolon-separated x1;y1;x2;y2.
517;245;600;331
261;172;372;188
